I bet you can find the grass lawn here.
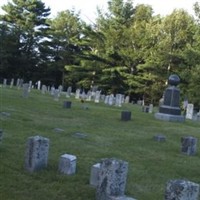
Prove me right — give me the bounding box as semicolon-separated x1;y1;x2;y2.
0;86;200;200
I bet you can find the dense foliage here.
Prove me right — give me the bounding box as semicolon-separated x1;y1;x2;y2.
1;0;200;106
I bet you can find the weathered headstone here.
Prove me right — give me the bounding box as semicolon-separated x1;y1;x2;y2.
104;95;109;105
124;96;130;104
165;179;199;200
108;94;114;106
96;158;128;200
90;163;101;187
75;89;81;99
186;104;194;120
58;154;77;175
24;136;49;172
41;85;47;94
121;111;131;121
28;80;32;92
181;136;197;156
37;80;41;90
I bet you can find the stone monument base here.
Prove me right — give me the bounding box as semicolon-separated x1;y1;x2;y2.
155;112;185;122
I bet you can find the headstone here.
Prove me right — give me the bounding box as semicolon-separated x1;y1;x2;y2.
148;104;153;113
0;129;3;142
121;111;131;121
186;104;194;119
28;81;32;92
50;86;55;95
19;79;24;89
155;74;185;122
37;80;41;90
24;136;49;172
153;135;166;142
96;158;128;200
104;95;109;104
142;106;149;113
63;101;72;108
58;85;63;94
66;86;72;98
10;78;14;88
22;83;29;98
86;91;92;101
41;85;47;94
115;94;123;107
16;78;20;87
95;91;101;103
165;179;199;200
54;89;60;101
75;89;80;99
181;136;197;156
108;94;114;106
3;79;7;88
58;154;77;175
124;96;130;104
90;163;101;187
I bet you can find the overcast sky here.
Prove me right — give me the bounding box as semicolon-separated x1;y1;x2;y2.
0;0;198;23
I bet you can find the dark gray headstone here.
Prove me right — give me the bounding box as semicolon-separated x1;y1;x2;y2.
181;136;197;156
153;135;166;142
155;74;185;122
121;111;131;121
0;129;3;142
165;179;199;200
96;158;128;200
63;101;72;108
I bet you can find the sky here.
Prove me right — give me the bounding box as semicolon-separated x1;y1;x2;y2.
0;0;198;24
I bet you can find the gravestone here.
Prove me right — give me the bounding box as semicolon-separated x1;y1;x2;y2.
104;95;109;104
115;94;123;107
149;104;153;113
181;136;197;156
75;89;81;99
3;79;7;88
54;89;60;101
10;78;14;88
22;83;29;98
24;136;49;172
125;96;130;104
16;78;20;87
90;163;101;187
95;91;101;103
37;80;41;90
121;111;131;121
165;179;199;200
28;81;32;92
41;85;47;94
153;135;166;142
108;94;114;106
58;154;77;175
66;86;72;98
96;158;128;200
50;86;55;95
155;74;185;122
0;129;3;142
186;104;194;119
63;101;72;108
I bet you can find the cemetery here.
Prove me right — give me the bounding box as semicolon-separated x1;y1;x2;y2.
1;83;200;200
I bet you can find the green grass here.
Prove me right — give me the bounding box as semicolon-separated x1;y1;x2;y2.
1;86;200;200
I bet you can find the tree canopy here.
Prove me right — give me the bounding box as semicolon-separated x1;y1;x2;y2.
1;0;200;106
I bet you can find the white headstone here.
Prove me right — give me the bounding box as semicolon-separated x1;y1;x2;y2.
186;104;194;119
58;154;77;175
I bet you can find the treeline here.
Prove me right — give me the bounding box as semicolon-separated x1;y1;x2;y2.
1;0;200;105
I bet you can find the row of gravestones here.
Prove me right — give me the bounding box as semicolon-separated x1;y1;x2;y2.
22;135;199;200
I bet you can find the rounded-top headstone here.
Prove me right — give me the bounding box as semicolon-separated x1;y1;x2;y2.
168;74;180;86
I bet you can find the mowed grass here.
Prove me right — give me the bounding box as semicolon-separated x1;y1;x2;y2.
0;86;200;200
